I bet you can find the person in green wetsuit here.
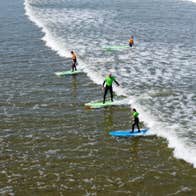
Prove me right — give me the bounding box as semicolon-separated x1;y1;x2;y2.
103;73;120;104
132;108;140;132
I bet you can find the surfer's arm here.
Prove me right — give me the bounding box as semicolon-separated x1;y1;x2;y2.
103;80;106;87
114;80;120;86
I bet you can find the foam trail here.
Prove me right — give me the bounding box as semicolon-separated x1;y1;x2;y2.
24;0;70;57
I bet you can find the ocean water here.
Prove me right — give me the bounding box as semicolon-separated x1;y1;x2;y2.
0;0;196;195
24;0;196;166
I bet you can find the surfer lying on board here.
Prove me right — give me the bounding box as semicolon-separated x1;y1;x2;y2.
103;73;120;104
131;108;140;132
71;51;77;72
129;36;134;47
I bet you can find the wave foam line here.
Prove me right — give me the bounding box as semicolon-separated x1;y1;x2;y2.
180;0;196;3
24;0;70;57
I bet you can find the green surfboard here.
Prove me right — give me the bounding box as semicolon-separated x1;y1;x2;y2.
85;100;116;109
55;70;82;76
102;45;130;51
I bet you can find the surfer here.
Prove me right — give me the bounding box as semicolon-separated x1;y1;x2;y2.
103;73;119;104
71;51;77;72
129;36;134;47
131;108;140;132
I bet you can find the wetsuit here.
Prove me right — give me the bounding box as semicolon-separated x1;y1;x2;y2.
132;111;140;132
103;76;119;103
71;52;77;71
129;38;134;47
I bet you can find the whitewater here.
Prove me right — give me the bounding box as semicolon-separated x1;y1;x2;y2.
24;0;196;167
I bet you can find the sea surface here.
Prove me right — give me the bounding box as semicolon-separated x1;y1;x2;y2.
0;0;196;195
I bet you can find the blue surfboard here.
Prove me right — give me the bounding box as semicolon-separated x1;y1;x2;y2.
109;129;148;137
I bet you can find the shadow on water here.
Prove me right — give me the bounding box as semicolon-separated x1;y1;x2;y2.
130;137;140;161
103;107;114;131
71;75;77;97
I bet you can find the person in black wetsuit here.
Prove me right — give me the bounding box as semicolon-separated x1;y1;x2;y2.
102;74;120;104
132;108;140;132
71;51;77;71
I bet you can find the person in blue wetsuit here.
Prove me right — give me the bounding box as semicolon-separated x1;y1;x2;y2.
102;73;120;104
132;108;140;132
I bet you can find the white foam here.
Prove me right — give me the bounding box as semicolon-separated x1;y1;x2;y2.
183;0;196;3
24;0;70;57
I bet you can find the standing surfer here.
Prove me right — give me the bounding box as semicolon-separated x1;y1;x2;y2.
71;51;77;72
131;108;140;132
103;74;120;104
129;36;134;47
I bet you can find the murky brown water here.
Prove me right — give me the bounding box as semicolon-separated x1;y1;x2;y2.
0;0;196;195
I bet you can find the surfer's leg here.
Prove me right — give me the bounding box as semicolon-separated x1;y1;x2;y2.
72;60;77;71
137;125;140;132
103;86;109;104
110;86;113;101
131;122;135;133
136;119;140;132
74;60;77;71
72;63;74;72
137;126;140;132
